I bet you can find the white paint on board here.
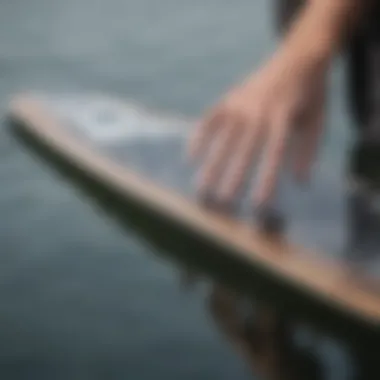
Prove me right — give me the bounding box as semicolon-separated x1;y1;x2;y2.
37;92;192;144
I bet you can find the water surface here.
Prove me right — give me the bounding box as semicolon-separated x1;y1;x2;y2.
0;1;375;379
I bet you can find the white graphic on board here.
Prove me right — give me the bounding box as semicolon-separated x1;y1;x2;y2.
41;94;191;144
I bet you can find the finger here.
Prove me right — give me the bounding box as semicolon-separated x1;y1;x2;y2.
187;108;223;160
218;116;265;201
292;101;324;182
253;110;291;205
197;116;242;194
293;114;323;182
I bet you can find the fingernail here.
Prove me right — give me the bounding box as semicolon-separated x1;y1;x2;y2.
198;191;236;214
255;204;286;235
197;190;214;207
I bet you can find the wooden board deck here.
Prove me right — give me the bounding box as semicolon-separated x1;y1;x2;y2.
7;91;380;329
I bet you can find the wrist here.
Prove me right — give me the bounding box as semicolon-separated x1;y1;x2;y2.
276;0;364;71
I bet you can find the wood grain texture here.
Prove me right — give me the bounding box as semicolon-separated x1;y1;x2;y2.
7;93;380;328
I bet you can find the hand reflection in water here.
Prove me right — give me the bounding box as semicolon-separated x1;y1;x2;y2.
179;267;380;380
180;267;322;380
207;284;322;380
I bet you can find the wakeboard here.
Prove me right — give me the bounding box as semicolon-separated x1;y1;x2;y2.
7;91;380;330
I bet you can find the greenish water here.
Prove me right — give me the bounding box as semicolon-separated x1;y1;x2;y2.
0;1;376;379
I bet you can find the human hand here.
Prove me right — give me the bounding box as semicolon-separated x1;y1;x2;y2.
188;52;328;207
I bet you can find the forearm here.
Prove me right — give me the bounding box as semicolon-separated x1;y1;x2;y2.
276;0;368;69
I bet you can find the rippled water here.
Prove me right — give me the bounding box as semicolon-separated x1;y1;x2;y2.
0;1;375;379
